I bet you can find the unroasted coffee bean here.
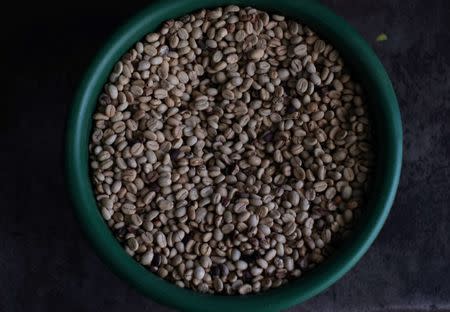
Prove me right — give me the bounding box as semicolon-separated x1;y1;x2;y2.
90;6;374;296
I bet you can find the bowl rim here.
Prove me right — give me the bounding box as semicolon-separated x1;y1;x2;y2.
66;0;402;311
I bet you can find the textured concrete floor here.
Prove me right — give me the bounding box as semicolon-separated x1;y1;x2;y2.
2;0;450;311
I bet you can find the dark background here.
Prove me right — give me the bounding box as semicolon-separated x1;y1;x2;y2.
2;0;450;311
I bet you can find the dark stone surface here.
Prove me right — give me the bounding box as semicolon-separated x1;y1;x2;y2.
2;1;450;311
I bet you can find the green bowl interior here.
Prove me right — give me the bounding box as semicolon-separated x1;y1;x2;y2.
66;0;402;311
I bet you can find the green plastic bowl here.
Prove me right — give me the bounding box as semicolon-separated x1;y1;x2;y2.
66;0;402;311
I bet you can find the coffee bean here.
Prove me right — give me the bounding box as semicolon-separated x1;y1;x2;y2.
90;5;374;296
